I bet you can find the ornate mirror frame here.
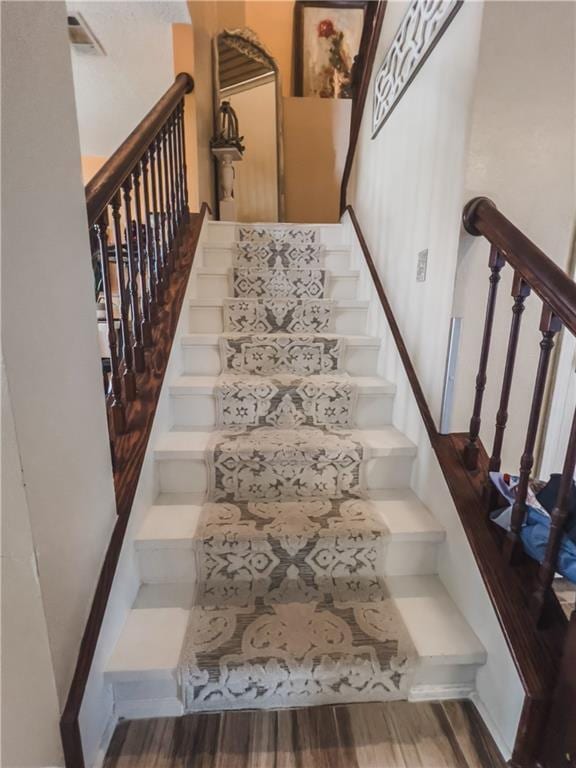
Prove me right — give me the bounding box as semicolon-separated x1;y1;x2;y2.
212;28;286;221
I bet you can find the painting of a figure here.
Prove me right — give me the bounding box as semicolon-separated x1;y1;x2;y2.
294;2;366;98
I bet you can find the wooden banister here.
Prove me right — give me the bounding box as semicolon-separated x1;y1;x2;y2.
463;197;576;335
86;73;194;226
340;1;387;215
346;204;572;768
60;68;207;767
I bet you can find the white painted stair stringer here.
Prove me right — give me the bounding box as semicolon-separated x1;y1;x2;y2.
78;215;215;766
102;220;487;730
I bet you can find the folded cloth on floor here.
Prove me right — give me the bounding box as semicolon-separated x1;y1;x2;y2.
536;473;576;545
489;472;576;583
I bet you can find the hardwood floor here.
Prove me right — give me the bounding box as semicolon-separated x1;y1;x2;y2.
104;700;505;767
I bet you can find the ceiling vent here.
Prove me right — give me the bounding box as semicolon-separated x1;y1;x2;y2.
67;13;105;55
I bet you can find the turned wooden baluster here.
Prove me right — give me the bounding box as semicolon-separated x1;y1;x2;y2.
167;113;178;244
150;140;166;301
160;126;174;270
488;274;531;479
464;245;506;470
131;165;152;347
179;101;190;214
174;104;184;222
532;405;576;623
140;151;158;322
155;132;170;285
505;306;562;563
121;179;145;373
110;193;137;401
94;213;126;434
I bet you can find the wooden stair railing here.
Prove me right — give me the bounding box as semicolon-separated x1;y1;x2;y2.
60;73;212;768
346;203;575;768
462;196;576;768
340;0;387;216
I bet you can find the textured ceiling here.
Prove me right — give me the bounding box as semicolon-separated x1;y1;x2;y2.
67;1;190;157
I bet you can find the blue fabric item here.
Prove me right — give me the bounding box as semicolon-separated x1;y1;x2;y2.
491;504;576;583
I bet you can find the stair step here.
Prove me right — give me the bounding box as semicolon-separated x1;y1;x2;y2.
201;244;352;272
181;333;381;376
105;575;485;719
194;267;359;300
154;426;417;496
135;491;444;585
170;374;395;428
205;221;347;248
188;298;368;335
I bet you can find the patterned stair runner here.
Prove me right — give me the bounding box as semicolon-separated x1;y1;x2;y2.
178;225;415;712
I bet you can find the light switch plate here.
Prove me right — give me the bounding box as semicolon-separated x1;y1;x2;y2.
417;249;428;282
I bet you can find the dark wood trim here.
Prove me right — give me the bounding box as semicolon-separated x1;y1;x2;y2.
339;1;387;214
463;197;576;336
293;0;369;98
345;205;435;436
346;204;567;768
60;204;210;768
86;73;194;227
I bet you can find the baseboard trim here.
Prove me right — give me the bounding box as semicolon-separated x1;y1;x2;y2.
469;690;512;762
408;683;475;702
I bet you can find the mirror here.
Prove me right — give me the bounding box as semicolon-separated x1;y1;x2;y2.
213;28;285;222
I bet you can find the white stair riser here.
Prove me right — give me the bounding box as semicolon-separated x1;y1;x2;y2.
108;661;481;721
156;454;414;495
195;272;358;300
181;343;380;377
136;536;439;585
188;303;368;335
205;223;346;247
201;247;352;272
170;391;394;429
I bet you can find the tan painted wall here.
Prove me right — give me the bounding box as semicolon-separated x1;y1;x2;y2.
283;96;351;223
229;80;278;221
81;154;107;184
245;1;295;97
173;23;200;212
187;1;248;208
186;0;351;221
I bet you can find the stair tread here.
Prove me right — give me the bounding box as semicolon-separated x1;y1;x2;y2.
189;297;368;308
155;426;417;460
195;266;359;277
136;491;444;548
106;575;485;680
181;332;381;346
170;374;396;396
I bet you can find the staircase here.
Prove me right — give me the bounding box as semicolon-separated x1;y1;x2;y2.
106;221;486;720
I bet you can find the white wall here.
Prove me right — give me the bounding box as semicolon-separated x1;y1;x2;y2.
77;215;211;767
452;1;576;473
345;1;526;754
348;1;483;425
68;1;189;157
229;80;279;222
2;0;117;721
1;363;64;768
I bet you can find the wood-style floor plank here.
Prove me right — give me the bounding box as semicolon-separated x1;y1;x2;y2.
104;701;506;768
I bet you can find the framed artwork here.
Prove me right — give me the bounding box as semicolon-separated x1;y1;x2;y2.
294;1;367;98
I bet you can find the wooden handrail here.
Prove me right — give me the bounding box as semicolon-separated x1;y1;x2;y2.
346;204;570;767
86;73;194;226
346;205;437;438
340;1;387;215
60;204;210;768
463;197;576;335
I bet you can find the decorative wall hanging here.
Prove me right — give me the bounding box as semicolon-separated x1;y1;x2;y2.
372;0;463;137
294;1;367;98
